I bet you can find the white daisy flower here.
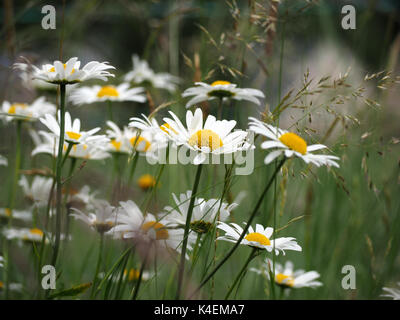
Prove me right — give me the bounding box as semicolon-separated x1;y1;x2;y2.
217;222;302;254
17;57;115;84
40;111;108;145
0;255;3;268
99;268;153;283
0;155;7;166
71;199;117;234
31;130;110;160
129;113;171;143
124;55;180;92
163;190;237;234
182;81;265;108
110;200;194;255
14;61;58;91
19;175;53;208
248;117;340;167
69;185;100;209
69;83;146;105
381;283;400;300
0;208;32;222
162;108;251;164
251;259;323;289
1;97;56;122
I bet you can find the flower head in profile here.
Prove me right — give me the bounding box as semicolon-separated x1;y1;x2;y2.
3;227;69;244
217;222;302;254
71;199;117;234
182;81;265;108
381;283;400;300
124;55;180;92
69;83;146;105
40;111;108;145
248;117;340;167
1;97;56;122
30;130;110;161
163;190;237;234
16;57;115;85
19;175;53;208
251;259;323;289
162;108;251;164
0;208;32;222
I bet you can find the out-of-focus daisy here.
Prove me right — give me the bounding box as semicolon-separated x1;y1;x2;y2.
129;114;170;143
0;155;7;166
69;83;146;105
182;81;265;108
16;57;115;85
40;111;108;145
99;268;153;283
111;200;194;255
14;61;58;91
1;97;56;122
0;255;3;268
3;227;68;244
164;190;237;234
248;117;340;167
71;199;117;234
162;108;251;164
0;208;32;222
137;174;157;191
0;281;22;292
381;283;400;300
69;185;99;210
19;175;53;207
124;55;180;92
251;259;322;289
31;130;110;160
217;222;302;254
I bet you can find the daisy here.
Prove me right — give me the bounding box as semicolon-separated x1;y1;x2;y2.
251;259;323;289
69;83;146;105
1;97;56;122
0;281;23;292
129;113;170;142
40;111;108;145
248;117;340;167
163;190;237;234
31;130;110;160
71;199;117;234
19;175;53;207
137;174;157;191
182;81;265;108
14;61;58;91
0;155;7;166
0;255;3;268
124;55;180;92
110;200;194;255
0;208;32;222
381;283;400;300
99;268;153;283
69;185;100;210
3;227;68;244
217;222;302;254
162;108;251;164
16;57;115;85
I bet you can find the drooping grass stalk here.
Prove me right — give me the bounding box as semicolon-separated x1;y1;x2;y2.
90;233;104;299
189;158;285;299
224;248;257;300
176;163;203;299
51;83;66;267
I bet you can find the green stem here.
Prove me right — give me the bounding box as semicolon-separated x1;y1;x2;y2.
176;163;203;299
189;158;285;299
51;83;66;267
131;249;150;300
224;248;257;300
90;233;104;299
107;100;113;122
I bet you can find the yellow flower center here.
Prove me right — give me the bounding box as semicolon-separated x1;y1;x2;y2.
50;63;75;74
30;228;44;236
97;86;119;98
0;281;3;289
244;232;271;246
8;103;28;114
160;123;177;135
141;221;169;240
188;129;223;151
124;268;141;281
4;208;12;217
279;132;307;155
130;136;151;152
211;80;231;86
137;174;156;190
275;273;294;287
110;139;122;151
66;131;82;141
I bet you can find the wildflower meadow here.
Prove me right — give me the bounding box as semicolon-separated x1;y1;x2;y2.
0;0;399;305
